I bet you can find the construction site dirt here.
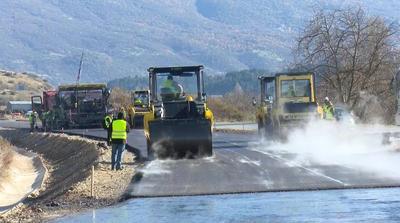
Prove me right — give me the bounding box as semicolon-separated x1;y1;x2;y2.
0;130;139;222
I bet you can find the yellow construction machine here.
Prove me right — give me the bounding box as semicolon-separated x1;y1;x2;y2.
143;65;214;159
128;90;151;128
255;72;321;139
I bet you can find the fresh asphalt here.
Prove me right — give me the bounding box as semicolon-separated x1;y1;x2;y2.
2;120;400;197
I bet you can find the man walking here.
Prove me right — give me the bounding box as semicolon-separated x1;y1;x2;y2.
109;111;130;170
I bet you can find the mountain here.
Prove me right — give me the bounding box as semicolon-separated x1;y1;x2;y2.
2;0;399;84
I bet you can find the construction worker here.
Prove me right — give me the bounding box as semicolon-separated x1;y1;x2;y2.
29;111;37;132
134;97;143;106
103;110;113;145
109;112;130;170
41;111;48;131
322;97;335;120
161;75;183;100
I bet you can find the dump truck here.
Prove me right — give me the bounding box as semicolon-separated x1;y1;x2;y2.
32;83;110;130
255;72;320;139
143;65;214;159
127;90;151;129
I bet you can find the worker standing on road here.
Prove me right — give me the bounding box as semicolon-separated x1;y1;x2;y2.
42;111;49;131
109;112;130;170
29;111;37;132
103;110;113;146
322;97;335;120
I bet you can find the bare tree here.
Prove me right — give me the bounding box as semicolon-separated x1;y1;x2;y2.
109;88;131;110
295;7;399;122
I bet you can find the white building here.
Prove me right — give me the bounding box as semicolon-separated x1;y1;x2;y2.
7;101;32;113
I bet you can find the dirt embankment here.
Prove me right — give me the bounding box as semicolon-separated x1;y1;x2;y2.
0;139;14;179
0;138;45;215
0;129;138;222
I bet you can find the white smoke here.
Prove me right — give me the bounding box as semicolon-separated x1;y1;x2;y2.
254;120;400;179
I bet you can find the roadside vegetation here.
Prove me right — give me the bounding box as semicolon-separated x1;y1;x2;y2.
207;86;256;122
108;87;131;110
107;69;266;96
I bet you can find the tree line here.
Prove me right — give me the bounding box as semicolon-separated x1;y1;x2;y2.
107;69;267;96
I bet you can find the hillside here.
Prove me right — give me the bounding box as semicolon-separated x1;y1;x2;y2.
0;70;53;106
1;1;399;84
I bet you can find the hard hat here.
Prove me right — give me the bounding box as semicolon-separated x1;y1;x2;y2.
186;95;194;101
324;97;329;101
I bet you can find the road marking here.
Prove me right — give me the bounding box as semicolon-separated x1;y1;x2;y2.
225;141;347;186
252;147;348;186
219;141;275;188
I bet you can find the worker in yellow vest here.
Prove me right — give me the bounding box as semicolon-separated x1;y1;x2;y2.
103;110;113;145
29;111;38;132
322;97;335;120
161;75;183;100
109;111;130;170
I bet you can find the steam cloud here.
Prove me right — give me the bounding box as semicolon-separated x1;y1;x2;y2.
255;120;400;179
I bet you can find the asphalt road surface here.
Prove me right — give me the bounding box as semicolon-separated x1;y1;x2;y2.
2;120;400;198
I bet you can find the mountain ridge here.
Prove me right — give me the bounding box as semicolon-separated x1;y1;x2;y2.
2;0;399;84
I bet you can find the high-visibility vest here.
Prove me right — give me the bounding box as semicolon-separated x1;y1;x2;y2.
323;104;334;120
163;79;178;93
111;119;127;140
29;114;36;123
134;98;142;104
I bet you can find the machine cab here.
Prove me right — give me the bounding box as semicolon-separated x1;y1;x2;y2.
275;73;317;114
147;65;207;119
132;90;150;108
